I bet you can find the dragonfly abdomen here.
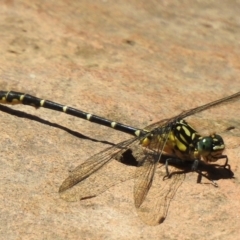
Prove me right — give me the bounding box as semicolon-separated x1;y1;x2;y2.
0;91;146;137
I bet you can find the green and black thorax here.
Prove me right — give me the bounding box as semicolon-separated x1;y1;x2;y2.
140;119;225;163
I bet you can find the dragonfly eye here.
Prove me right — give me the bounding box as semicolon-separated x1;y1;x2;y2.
197;134;225;156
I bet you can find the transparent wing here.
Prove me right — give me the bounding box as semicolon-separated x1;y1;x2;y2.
135;162;185;225
144;91;240;133
134;153;158;208
59;136;139;201
177;91;240;119
59;118;171;202
143;118;169;132
133;125;172;210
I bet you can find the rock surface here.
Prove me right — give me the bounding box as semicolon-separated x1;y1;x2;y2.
0;1;240;239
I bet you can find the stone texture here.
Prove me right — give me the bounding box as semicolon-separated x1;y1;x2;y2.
0;0;240;239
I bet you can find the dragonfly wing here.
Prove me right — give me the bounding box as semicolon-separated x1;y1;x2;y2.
133;125;170;208
59;137;138;201
133;122;184;225
134;152;159;209
133;125;171;209
143;118;169;132
136;163;185;225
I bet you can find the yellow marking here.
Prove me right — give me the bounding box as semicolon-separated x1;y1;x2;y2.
10;99;21;105
168;131;175;142
194;150;200;159
40;99;45;107
63;106;68;113
0;97;6;103
176;126;181;131
179;119;185;124
213;144;225;150
159;131;176;151
179;133;187;144
6;91;10;99
142;137;150;147
0;97;21;104
20;94;25;101
134;130;141;137
0;92;9;103
86;114;92;120
191;132;196;140
175;136;187;152
111;122;117;128
182;125;191;137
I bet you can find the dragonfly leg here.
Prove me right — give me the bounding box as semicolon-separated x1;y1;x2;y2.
191;159;199;171
192;159;218;187
195;170;218;187
164;157;184;178
219;155;230;169
165;158;218;187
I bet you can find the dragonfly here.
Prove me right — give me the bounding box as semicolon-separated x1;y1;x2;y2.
0;90;239;225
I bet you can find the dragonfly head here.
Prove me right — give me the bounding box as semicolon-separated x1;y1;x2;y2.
197;134;225;162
